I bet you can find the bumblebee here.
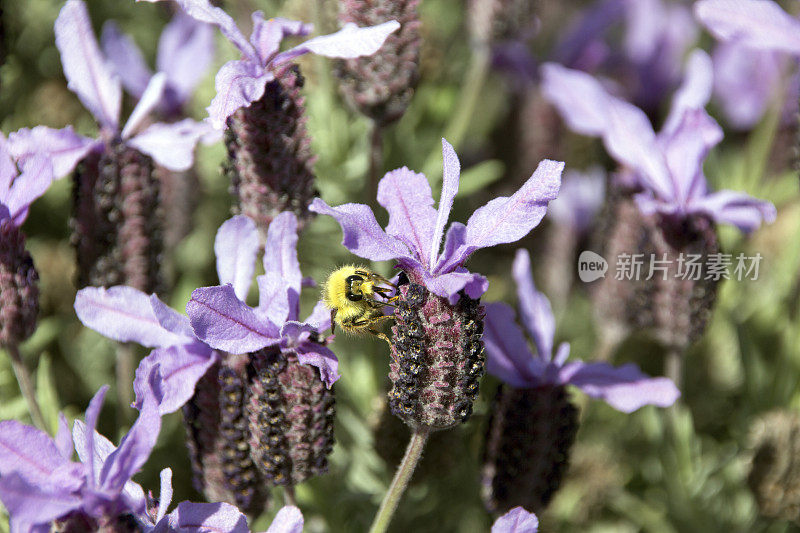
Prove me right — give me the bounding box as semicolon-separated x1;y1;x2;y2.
322;265;397;343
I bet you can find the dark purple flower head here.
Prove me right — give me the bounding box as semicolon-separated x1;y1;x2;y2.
39;0;211;174
541;50;777;233
311;139;564;305
139;0;399;129
485;249;679;412
186;212;338;387
101;11;215;119
491;507;539;533
695;0;800;130
73;214;273;414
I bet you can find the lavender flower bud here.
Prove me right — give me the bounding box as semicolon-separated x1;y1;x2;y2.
481;383;579;515
594;192;719;351
748;410;800;522
71;143;163;293
336;0;420;125
247;346;336;486
0;222;38;347
225;63;317;237
388;274;486;430
155;165;200;251
182;358;268;516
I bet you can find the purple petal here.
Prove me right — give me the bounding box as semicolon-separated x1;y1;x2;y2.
309;198;411;262
483;302;540;387
169;0;255;60
263;211;302;305
155;468;173;523
7;126;97;179
512;249;555;360
206;59;272;130
275;21;399;64
165;501;249;533
305;300;332;332
712;42;783;129
75;286;190;348
256;273;292;326
539;62;609;134
121;73;167;139
695;0;800;54
296;342;340;388
491;506;539;533
423;270;488;304
267;505;304;533
133;344;217;414
99;389;161;498
149;295;195;339
377;167;437;266
660;108;722;205
559;362;680;412
3;155;55;226
546;167;605;231
128;118;212;171
0;421;70;484
0;134;15;191
55;413;73;461
157;12;215;103
0;473;82;527
101;21;152;99
250;13;311;64
454;160;563;264
214;215;259;301
688;190;777;232
187;284;280;353
55;0;121;130
79;386;109;491
662;49;715;137
429;139;461;270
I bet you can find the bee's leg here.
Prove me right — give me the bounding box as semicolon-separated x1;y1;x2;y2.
352;315;397;356
330;309;337;334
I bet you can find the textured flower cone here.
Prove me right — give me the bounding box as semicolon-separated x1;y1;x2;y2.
748;410;800;522
155;165;200;251
388;273;486;430
593;191;719;351
182;357;268;516
71;142;163;293
0;222;39;347
481;383;579;515
54;512;140;533
467;0;536;45
224;63;317;237
247;346;336;486
336;0;420;125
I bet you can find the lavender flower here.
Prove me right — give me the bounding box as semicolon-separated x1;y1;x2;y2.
75;215;268;513
491;507;539;533
542;49;775;231
695;0;800;130
311;139;563;429
101;11;214;120
481;249;679;514
0;377;299;532
185;212;337;487
337;0;421;125
39;0;211;291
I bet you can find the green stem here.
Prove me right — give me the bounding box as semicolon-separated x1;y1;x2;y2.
116;343;135;425
368;426;430;533
6;344;46;430
284;485;296;507
664;346;683;390
421;46;491;181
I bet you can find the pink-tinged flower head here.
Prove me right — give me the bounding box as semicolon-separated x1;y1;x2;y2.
541;49;776;233
311;138;564;305
141;0;399;129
